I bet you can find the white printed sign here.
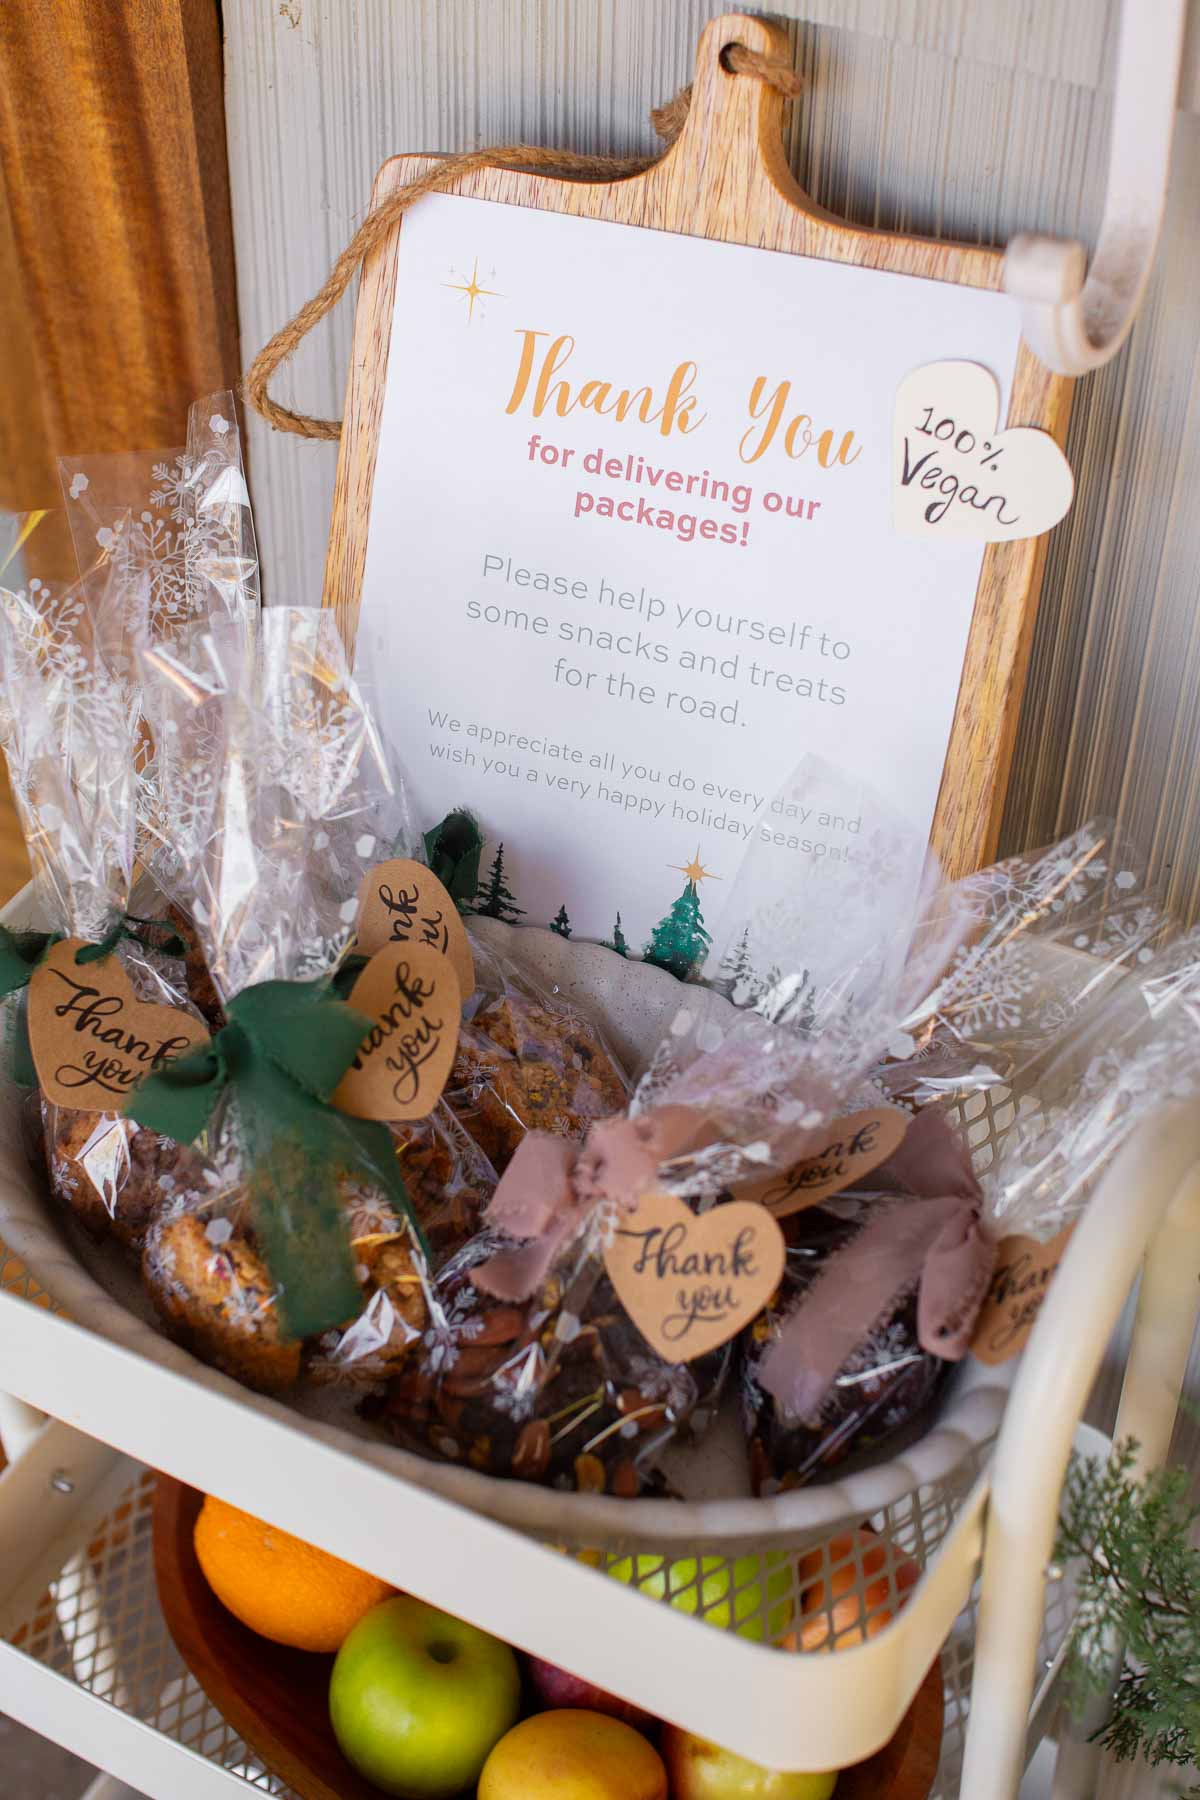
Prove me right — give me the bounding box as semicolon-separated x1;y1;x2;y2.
893;360;1073;541
353;194;1025;950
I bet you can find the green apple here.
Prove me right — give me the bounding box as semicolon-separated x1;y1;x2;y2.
605;1549;792;1642
329;1596;520;1798
663;1724;838;1799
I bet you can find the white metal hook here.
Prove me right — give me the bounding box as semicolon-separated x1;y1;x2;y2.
1003;0;1186;377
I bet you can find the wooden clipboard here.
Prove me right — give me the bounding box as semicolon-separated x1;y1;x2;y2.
324;10;1072;879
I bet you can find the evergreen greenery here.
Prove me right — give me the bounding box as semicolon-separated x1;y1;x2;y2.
608;912;629;957
473;843;525;922
550;904;571;938
643;877;711;979
1055;1438;1200;1791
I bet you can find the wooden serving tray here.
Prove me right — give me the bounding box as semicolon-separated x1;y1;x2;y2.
153;1474;944;1800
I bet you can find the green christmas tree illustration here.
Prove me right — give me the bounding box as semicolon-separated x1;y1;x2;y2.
643;878;712;979
607;912;629;957
473;842;525;922
550;904;571;938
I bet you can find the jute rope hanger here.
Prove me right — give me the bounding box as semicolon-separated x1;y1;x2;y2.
243;43;802;443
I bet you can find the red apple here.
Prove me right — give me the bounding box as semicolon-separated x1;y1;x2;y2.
526;1653;655;1730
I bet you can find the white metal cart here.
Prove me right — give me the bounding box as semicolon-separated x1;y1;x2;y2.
1;900;1197;1799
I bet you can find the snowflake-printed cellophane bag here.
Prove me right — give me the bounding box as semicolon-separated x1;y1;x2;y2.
386;763;959;1498
875;820;1170;1111
57;393;259;891
981;923;1200;1245
737;823;1172;1494
135;606;434;1394
0;515;201;1255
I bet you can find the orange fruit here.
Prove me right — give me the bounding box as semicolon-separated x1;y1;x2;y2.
193;1495;395;1653
793;1526;919;1651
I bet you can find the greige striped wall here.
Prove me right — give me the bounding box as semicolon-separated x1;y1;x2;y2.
225;0;1200;929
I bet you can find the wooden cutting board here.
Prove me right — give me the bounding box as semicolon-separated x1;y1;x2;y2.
153;1473;943;1799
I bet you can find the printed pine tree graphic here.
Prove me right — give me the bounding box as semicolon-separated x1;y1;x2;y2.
643;877;712;979
715;925;754;999
473;842;526;922
550;904;571;938
606;912;629;957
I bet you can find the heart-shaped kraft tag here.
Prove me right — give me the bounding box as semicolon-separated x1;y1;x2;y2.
29;938;209;1112
743;1106;909;1220
604;1191;786;1364
333;941;462;1122
893;359;1074;542
970;1224;1075;1366
355;858;474;997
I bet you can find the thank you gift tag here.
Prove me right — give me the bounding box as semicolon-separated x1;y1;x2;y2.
604;1192;785;1363
893;360;1073;542
29;938;209;1111
748;1106;909;1219
334;941;462;1121
970;1224;1075;1365
355;858;475;996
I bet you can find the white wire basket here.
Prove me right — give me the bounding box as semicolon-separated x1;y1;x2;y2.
0;891;1036;1781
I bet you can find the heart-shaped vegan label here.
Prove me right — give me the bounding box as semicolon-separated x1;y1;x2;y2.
356;858;474;996
744;1106;910;1219
29;938;209;1112
333;941;462;1122
893;360;1074;542
970;1223;1075;1365
604;1191;785;1364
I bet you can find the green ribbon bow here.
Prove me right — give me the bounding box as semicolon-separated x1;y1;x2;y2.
423;808;483;910
0;926;60;1087
126;976;424;1340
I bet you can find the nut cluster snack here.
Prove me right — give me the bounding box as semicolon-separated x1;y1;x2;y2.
384;1242;707;1496
447;993;628;1173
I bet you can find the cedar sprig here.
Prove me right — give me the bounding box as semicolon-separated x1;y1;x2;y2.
1054;1438;1200;1789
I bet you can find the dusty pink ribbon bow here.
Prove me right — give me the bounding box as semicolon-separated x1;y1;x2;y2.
758;1106;996;1425
470;1105;714;1302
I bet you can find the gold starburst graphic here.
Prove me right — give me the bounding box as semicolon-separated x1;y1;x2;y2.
670;848;721;885
443;257;502;324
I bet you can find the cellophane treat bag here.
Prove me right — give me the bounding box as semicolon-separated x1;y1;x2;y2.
58;392;259;906
0;513;201;1254
739;821;1172;1492
385;759;964;1496
131;606;441;1393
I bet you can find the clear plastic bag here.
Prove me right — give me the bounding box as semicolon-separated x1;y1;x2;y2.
736;823;1172;1492
134;606;425;1385
58;393;259;892
0;514;198;1253
445;940;631;1174
388;761;955;1493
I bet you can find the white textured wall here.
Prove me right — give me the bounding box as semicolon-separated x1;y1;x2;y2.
223;8;1200;1791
